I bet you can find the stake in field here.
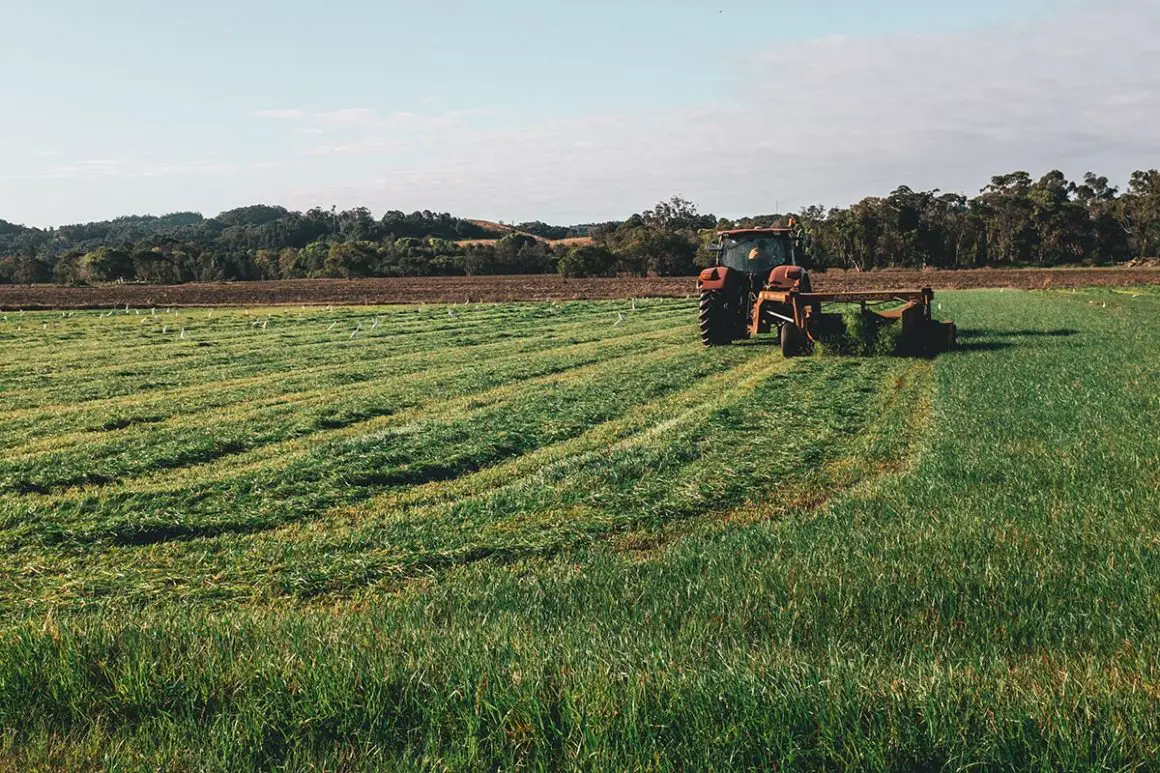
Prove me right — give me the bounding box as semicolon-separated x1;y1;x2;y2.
0;289;1157;769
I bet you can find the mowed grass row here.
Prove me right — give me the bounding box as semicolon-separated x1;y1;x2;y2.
1;289;1159;769
0;321;695;485
0;300;689;411
0;314;693;459
0;322;680;460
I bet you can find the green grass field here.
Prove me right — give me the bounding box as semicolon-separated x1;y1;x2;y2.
1;289;1158;770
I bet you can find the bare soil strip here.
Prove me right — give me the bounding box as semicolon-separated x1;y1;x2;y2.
3;268;1160;309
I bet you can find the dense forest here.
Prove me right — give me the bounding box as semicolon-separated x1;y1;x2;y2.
2;169;1158;284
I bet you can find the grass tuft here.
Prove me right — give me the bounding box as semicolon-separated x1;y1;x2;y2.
810;306;900;356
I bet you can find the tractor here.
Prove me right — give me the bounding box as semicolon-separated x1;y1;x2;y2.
696;225;956;356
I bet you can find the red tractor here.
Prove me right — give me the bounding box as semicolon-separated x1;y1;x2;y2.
697;226;955;356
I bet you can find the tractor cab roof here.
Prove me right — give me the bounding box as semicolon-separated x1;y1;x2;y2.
717;227;795;238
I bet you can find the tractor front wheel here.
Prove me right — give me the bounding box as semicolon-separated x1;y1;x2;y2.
699;290;732;346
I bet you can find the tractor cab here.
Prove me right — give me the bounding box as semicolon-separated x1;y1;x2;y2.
715;228;796;276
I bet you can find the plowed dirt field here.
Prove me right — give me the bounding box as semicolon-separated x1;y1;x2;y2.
2;267;1159;309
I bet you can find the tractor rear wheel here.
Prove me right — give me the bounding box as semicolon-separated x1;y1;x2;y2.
780;321;805;357
699;290;732;346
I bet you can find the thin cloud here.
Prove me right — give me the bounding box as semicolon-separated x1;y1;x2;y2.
313;108;381;126
33;159;244;181
309;137;413;156
252;109;306;120
254;107;491;137
251;107;496;159
252;107;388;127
283;0;1160;221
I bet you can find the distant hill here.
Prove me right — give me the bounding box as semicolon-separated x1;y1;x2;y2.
466;220;541;240
460;220;593;247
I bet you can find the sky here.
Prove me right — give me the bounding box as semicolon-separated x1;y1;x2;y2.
2;0;1158;227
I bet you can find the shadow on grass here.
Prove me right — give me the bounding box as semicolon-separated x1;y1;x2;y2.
733;336;968;359
956;327;1078;339
108;520;273;547
954;341;1015;353
951;327;1079;353
42;451;520;549
732;337;781;348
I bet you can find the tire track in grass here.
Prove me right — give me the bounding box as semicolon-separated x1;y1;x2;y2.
614;358;935;555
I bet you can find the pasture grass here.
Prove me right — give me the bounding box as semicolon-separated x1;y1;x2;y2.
0;290;1158;769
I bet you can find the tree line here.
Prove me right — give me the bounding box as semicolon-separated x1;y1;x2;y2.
797;170;1159;271
2;168;1158;285
559;169;1160;277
